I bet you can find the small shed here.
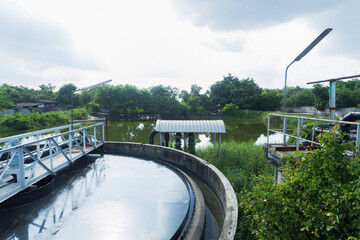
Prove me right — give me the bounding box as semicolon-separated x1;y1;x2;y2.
14;100;57;108
149;120;226;157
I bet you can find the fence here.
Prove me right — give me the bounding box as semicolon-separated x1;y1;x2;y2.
267;113;360;151
0;122;105;203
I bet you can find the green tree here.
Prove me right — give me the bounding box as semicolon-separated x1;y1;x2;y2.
336;80;360;108
312;84;328;110
0;87;13;109
258;89;282;110
37;84;56;100
221;103;239;116
210;74;262;110
179;85;211;115
286;87;314;107
56;84;78;106
149;85;181;115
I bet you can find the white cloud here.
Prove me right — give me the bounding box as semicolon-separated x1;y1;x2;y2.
1;0;360;93
172;0;340;31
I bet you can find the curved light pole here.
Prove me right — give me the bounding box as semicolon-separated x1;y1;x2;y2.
71;79;112;130
282;28;332;143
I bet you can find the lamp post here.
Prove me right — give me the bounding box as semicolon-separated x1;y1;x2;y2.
282;28;332;143
71;79;112;130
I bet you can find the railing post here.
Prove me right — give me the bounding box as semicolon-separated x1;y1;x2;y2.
83;129;86;150
300;118;304;140
267;115;270;145
311;119;316;146
69;131;72;161
49;139;53;171
282;116;287;144
329;80;336;121
18;147;26;188
102;123;105;142
36;134;40;158
94;126;97;148
296;118;301;151
357;125;360;153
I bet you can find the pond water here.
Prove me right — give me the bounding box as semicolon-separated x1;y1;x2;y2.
106;118;283;148
0;118;283;147
0;155;191;240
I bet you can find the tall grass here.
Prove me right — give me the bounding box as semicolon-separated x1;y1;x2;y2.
196;140;273;193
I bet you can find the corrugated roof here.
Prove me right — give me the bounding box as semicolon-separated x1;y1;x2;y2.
155;120;226;133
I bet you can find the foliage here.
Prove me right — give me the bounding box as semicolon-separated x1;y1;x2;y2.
286;87;314;107
2;76;360;116
0;109;89;131
221;103;239;116
259;89;282;111
210;74;263;110
0;88;13;109
180;85;212;115
56;83;78;106
238;131;360;239
312;84;329;111
221;105;266;119
336;79;360;108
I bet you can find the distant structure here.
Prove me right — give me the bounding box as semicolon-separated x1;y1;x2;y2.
14;100;57;109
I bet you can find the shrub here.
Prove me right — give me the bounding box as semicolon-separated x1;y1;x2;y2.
0;109;89;132
221;104;266;119
238;131;360;239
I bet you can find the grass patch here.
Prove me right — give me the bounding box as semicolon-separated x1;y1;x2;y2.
196;140;273;193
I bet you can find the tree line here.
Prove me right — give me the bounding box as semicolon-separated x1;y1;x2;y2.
1;74;360;116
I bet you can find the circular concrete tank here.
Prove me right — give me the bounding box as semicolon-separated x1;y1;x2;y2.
0;154;204;240
104;142;238;240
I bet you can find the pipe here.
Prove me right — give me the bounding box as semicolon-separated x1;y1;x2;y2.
165;133;169;147
340;111;360;141
148;130;159;145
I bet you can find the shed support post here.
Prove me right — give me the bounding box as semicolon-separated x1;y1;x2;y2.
214;133;216;150
188;133;195;154
175;133;182;150
160;133;165;146
218;133;221;161
165;133;169;147
184;133;188;151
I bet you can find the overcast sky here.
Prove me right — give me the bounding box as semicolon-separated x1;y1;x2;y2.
1;0;359;92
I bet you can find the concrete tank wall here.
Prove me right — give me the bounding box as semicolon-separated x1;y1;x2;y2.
103;142;238;240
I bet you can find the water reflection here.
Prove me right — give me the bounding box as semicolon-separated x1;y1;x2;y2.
1;118;277;148
106;119;277;148
0;155;190;240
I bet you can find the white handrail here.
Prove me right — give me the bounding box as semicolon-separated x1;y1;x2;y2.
0;122;105;203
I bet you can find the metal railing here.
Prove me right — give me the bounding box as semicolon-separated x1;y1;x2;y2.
267;113;360;151
0;122;105;203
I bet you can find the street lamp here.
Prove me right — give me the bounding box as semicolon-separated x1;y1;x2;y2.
282;28;332;143
71;79;112;130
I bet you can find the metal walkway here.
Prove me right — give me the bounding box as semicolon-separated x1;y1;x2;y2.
0;122;105;203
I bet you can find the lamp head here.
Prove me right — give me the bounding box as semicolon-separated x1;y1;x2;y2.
294;28;332;62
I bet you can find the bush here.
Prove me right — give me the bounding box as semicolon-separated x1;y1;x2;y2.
1;114;32;130
0;109;89;132
221;104;266;119
238;131;360;239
